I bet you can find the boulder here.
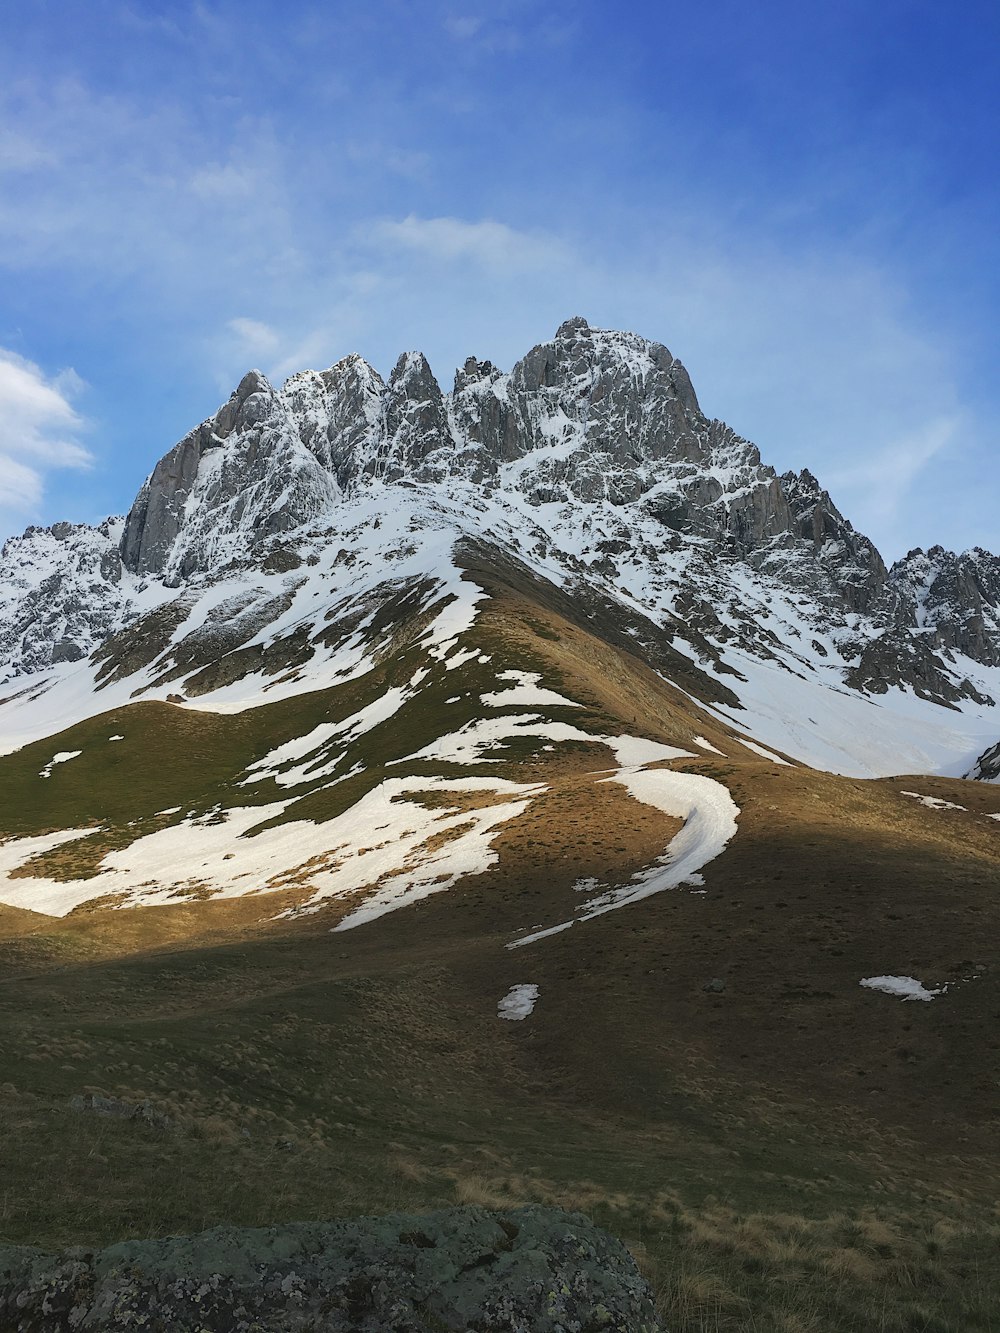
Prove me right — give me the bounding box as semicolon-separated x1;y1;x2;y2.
0;1205;663;1332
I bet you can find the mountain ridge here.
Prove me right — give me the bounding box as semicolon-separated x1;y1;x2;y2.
1;317;998;781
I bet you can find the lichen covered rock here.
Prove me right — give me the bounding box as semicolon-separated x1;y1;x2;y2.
0;1205;664;1332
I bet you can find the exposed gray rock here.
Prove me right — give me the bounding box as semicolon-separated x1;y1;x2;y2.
967;738;1000;782
779;468;889;614
283;354;385;491
0;318;998;726
890;545;1000;667
0;520;127;683
120;370;341;580
0;1206;662;1332
376;351;456;483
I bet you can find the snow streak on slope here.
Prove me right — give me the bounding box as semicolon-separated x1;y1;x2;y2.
508;739;740;947
0;777;543;920
0;657;740;931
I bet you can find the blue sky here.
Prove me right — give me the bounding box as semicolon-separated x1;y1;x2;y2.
1;0;997;560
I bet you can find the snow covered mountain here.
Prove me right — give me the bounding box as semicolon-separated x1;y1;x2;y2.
3;321;998;1333
1;316;998;780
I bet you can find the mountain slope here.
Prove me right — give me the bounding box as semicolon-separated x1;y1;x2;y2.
2;319;1000;1330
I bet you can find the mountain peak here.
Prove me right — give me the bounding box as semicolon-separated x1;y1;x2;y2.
1;318;998;751
555;315;592;337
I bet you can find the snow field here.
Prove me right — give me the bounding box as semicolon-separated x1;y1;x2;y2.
0;776;544;921
900;791;967;812
481;670;581;709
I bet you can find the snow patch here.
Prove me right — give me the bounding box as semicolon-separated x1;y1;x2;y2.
482;670;581;709
900;791;967;812
860;975;944;1002
243;688;408;787
0;775;543;921
739;739;791;765
39;750;82;779
508;739;739;947
692;735;725;755
497;983;539;1021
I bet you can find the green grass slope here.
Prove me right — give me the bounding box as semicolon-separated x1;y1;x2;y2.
0;579;998;1331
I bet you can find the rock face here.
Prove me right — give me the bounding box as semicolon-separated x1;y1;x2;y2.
0;1205;662;1333
0;316;998;754
890;545;1000;667
0;519;126;679
120;370;341;582
968;738;1000;782
114;318;812;581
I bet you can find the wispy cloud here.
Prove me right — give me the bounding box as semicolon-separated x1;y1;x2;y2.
0;350;91;514
226;318;281;358
823;416;960;541
442;6;575;52
443;15;486;41
368;215;569;270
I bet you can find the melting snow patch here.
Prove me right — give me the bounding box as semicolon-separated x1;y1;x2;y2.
987;813;1000;822
498;984;539;1021
604;736;691;767
444;648;482;672
692;735;726;755
243;689;408;787
39;750;82;779
482;671;581;709
573;877;602;893
900;791;967;812
108;735;124;742
509;746;739;947
0;775;543;921
398;715;593;766
860;975;944;1002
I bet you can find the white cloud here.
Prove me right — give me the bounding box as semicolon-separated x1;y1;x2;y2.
823;415;960;539
368;215;569;271
0;129;56;172
188;162;261;199
0;351;92;514
227;317;281;357
444;15;485;40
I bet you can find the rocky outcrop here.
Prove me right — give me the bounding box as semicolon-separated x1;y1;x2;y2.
0;1206;662;1332
968;738;1000;782
891;545;1000;668
120;370;341;581
779;468;890;615
0;520;127;681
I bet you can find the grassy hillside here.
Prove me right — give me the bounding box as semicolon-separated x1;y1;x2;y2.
1;581;998;1330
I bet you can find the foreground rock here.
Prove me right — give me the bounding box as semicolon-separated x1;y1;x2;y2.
0;1205;663;1332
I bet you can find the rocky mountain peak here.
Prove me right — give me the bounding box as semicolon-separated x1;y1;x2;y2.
891;544;1000;667
2;318;998;750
